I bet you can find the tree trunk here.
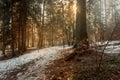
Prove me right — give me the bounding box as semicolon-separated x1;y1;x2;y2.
76;0;88;45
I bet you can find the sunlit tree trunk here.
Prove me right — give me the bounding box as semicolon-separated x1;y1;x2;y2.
32;26;34;47
51;24;54;46
38;0;45;48
61;1;65;47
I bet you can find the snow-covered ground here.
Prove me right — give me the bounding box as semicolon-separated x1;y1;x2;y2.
91;41;120;46
92;41;120;54
0;41;120;79
0;46;72;80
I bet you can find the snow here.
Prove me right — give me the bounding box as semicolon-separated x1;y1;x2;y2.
91;41;120;46
93;41;120;54
0;41;120;79
104;45;120;54
0;46;72;80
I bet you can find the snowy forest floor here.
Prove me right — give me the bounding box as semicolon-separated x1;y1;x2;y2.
0;41;120;80
0;46;72;80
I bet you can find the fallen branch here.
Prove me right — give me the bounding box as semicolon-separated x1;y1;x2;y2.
65;48;93;61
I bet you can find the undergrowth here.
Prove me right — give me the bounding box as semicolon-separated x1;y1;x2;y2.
46;51;120;80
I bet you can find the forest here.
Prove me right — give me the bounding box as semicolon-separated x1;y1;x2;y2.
0;0;120;80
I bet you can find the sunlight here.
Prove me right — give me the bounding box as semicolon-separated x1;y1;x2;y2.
73;0;77;16
0;0;120;80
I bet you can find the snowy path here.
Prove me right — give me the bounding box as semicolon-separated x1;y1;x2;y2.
0;41;120;80
0;46;71;80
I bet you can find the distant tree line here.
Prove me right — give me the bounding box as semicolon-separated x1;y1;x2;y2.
0;0;120;58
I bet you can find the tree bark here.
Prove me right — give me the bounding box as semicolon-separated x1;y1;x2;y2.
76;0;88;42
75;0;89;47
